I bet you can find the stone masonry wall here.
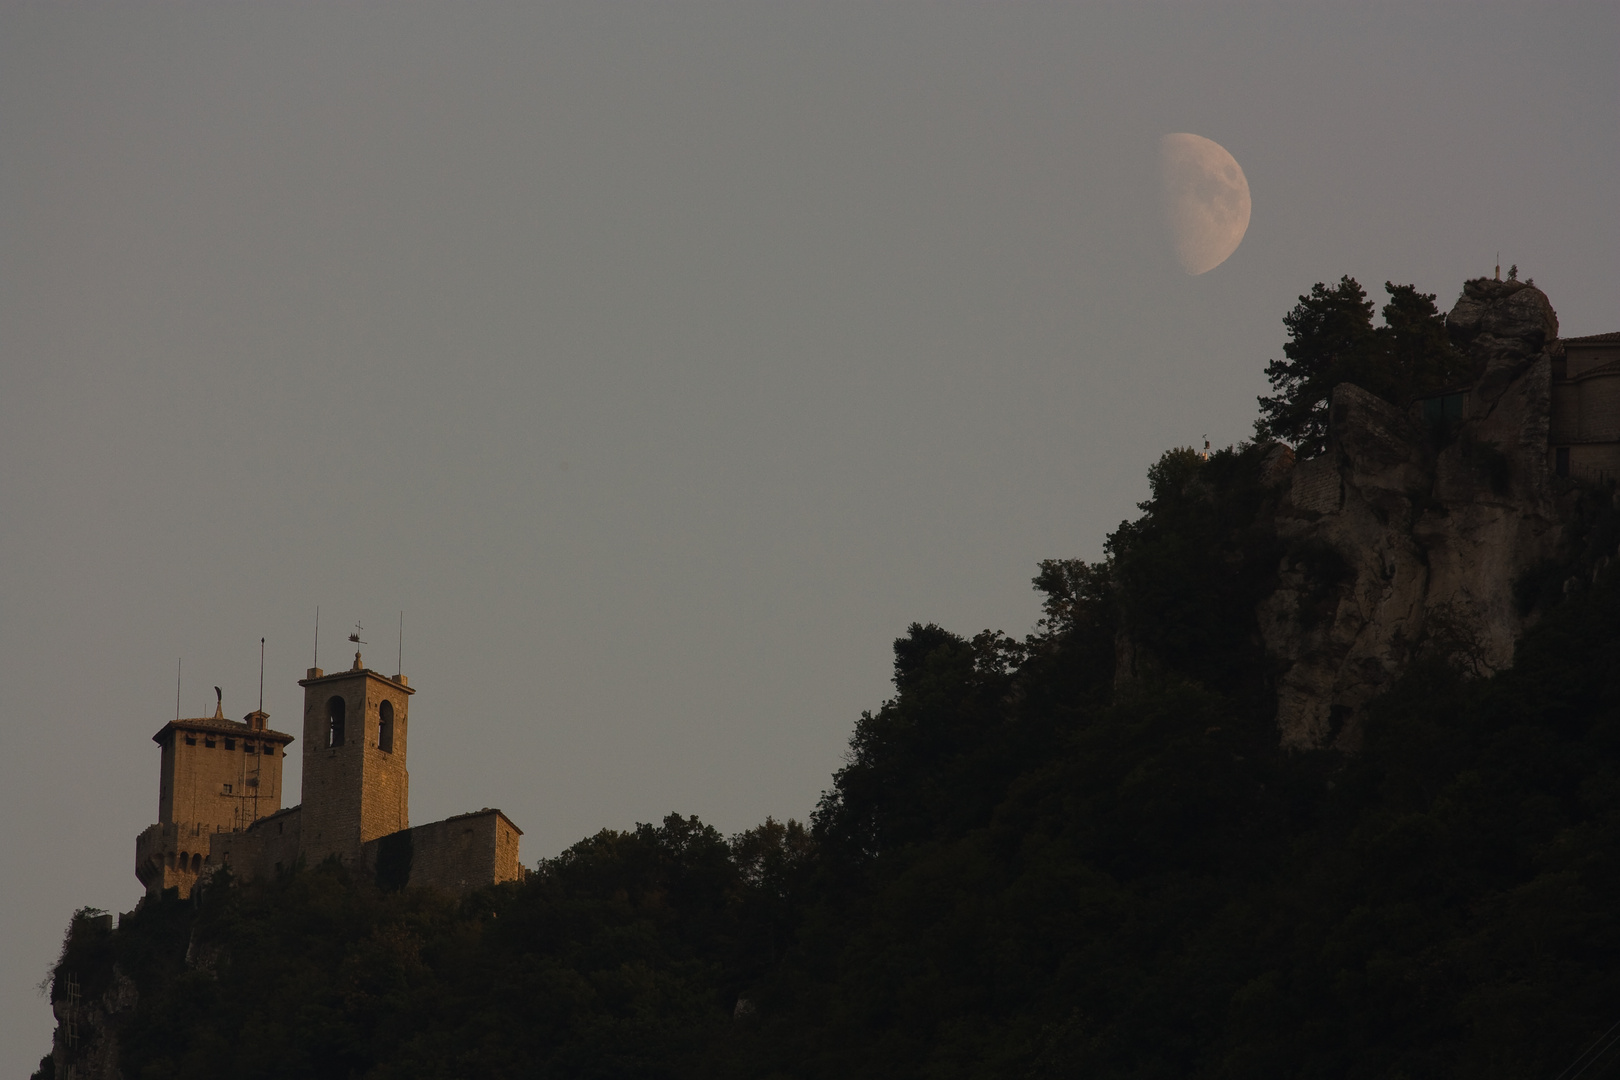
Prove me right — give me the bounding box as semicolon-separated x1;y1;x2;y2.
358;676;410;845
159;721;286;833
359;809;524;895
298;665;412;865
299;671;367;863
135;822;223;897
210;805;302;883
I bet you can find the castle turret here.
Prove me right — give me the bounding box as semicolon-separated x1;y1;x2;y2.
135;701;294;897
296;653;414;865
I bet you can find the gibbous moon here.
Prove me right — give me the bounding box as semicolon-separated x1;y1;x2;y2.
1160;133;1251;275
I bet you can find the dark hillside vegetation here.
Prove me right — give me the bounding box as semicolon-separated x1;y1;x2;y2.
42;448;1620;1079
1254;277;1472;455
38;279;1620;1078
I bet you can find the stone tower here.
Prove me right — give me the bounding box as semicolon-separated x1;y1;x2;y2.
135;702;295;896
296;652;414;865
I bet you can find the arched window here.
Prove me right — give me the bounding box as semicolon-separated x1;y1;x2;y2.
192;853;203;873
327;696;346;748
378;700;394;753
177;851;188;871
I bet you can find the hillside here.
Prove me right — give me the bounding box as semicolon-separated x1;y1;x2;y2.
36;278;1620;1079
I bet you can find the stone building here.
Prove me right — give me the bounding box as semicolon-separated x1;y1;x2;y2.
134;702;294;897
136;651;522;898
1551;331;1620;481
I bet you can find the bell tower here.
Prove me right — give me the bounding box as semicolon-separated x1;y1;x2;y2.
297;651;414;865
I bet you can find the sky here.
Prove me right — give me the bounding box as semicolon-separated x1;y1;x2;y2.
2;1;1615;1067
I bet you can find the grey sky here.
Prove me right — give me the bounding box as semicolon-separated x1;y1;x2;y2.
2;2;1614;1066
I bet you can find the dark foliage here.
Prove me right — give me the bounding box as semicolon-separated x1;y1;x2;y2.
51;475;1620;1078
812;622;1043;865
1105;442;1283;702
1256;278;1472;455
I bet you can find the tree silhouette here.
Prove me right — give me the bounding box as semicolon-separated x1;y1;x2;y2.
1256;277;1469;455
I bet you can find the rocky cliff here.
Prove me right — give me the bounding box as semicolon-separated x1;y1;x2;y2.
38;912;139;1080
1259;278;1572;749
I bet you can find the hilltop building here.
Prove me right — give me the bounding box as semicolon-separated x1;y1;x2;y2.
136;651;522;897
1551;331;1620;480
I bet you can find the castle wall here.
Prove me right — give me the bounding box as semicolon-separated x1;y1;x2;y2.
209;806;302;882
135;822;217;897
1575;368;1620;443
1548;342;1620;482
1551;338;1620;447
1566;342;1620;378
1567;442;1620;480
359;809;524;895
1551;382;1580;443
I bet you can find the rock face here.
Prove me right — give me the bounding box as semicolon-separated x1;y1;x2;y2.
47;959;138;1080
1259;279;1568;750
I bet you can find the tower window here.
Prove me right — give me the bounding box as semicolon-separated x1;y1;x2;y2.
1556;447;1570;477
222;783;233;795
327;696;347;748
185;735;196;746
225;738;235;751
205;738;216;749
378;700;395;753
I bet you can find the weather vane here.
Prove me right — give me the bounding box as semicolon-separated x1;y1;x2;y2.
349;621;367;645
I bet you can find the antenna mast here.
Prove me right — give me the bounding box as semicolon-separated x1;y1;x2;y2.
259;637;265;712
397;611;403;677
314;606;320;669
176;658;181;721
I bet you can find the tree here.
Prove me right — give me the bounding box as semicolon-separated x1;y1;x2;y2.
1255;278;1468;455
1254;277;1375;456
1377;281;1471;405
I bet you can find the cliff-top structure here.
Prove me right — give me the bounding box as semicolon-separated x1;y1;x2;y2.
136;650;522;898
1260;276;1618;750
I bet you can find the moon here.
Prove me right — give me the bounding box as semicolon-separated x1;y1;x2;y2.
1160;133;1251;275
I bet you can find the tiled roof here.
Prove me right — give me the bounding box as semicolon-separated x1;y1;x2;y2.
152;716;296;744
440;807;525;834
1563;331;1620;346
